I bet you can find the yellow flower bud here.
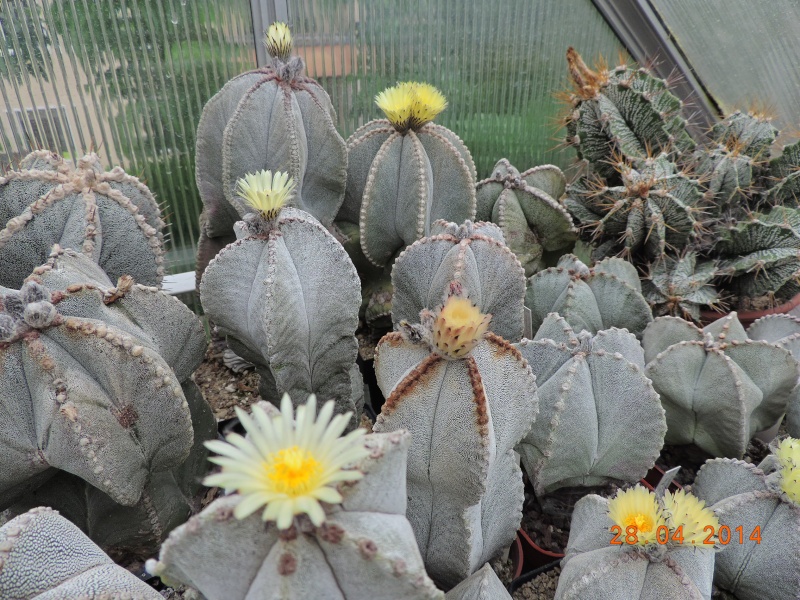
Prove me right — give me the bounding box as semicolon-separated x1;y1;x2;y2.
265;22;292;60
432;296;490;359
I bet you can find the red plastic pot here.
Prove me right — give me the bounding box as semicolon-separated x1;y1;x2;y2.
700;292;800;328
640;464;684;493
509;529;565;579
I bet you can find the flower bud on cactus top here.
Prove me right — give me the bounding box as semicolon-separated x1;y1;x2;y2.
431;296;491;359
776;437;800;504
204;394;369;530
264;21;292;60
235;169;296;223
376;82;448;133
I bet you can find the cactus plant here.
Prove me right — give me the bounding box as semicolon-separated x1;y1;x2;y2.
199;172;363;421
147;399;444;600
525;254;652;336
475;159;577;276
692;439;800;600
715;206;800;302
555;483;719;599
515;314;666;495
444;563;512;600
641;252;720;321
642;312;798;457
765;137;800;207
562;47;695;174
6;379;215;556
195;22;347;242
392;220;527;342
338;81;477;268
0;247;206;509
0;506;163;599
563;154;701;260
0;150;164;290
373;292;538;588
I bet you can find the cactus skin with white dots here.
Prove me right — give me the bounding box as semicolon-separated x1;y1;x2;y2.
0;247;206;510
0;506;162;599
444;563;512;599
0;151;164;290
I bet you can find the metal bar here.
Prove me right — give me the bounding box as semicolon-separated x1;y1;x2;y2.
590;0;720;131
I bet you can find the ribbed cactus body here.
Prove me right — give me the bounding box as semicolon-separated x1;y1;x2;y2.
716;206;800;300
0;507;162;599
392;220;526;342
7;380;215;556
563;48;695;172
554;494;715;600
195;61;346;239
641;253;719;321
0;151;164;289
147;430;444;600
475;160;576;276
693;457;800;600
563;155;700;260
642;313;798;457
525;254;652;336
0;248;205;509
199;207;363;420
516;315;665;495
340;120;477;267
766;138;800;207
373;328;537;588
444;563;511;600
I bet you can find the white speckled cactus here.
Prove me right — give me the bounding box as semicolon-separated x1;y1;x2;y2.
7;379;216;556
475;159;577;276
515;314;666;495
373;292;538;589
555;482;718;600
444;563;512;600
692;442;800;600
525;254;653;336
338;82;477;268
199;205;363;421
195;23;346;241
0;506;162;599
642;313;798;457
392;220;527;342
0;247;206;509
0;150;165;289
147;428;444;600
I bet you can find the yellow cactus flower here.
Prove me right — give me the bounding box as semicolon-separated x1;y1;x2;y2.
265;21;292;60
432;295;491;359
663;489;719;546
204;395;369;530
777;437;800;505
236;169;296;221
607;485;666;546
375;81;448;132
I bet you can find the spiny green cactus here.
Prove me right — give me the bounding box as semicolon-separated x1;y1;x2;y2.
444;563;512;600
147;422;444;600
641;252;720;321
0;247;205;509
692;442;800;600
392;220;527;343
525;254;652;336
642;313;798;457
765;138;800;207
373;293;538;589
0;507;163;599
7;379;215;557
715;206;800;301
475;159;577;276
195;23;347;241
516;314;665;495
555;483;718;599
562;47;695;174
563;154;701;260
199;200;363;422
0;150;164;290
338;82;477;268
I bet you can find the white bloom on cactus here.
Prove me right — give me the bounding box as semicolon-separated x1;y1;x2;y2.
204;394;369;530
235;169;296;221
